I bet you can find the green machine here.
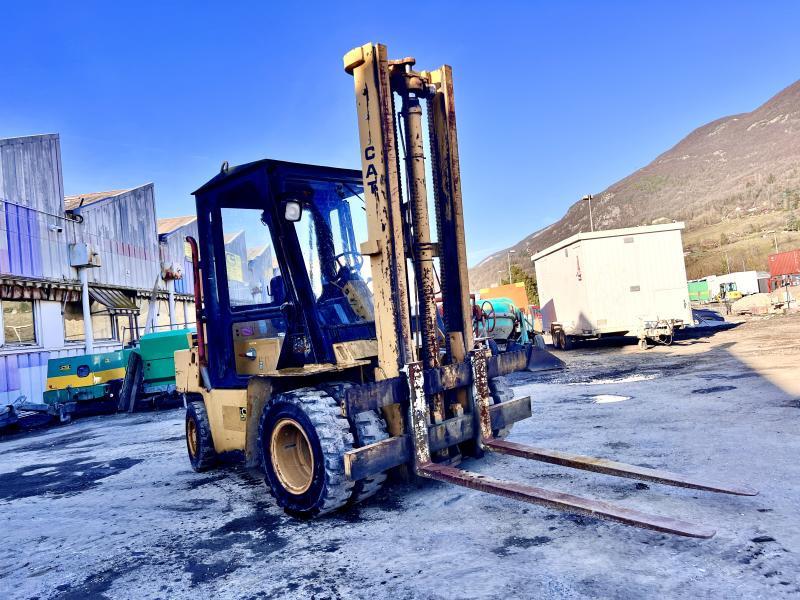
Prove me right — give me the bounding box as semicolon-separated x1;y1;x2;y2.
140;329;193;394
39;348;133;421
474;297;564;371
28;328;193;422
118;328;194;412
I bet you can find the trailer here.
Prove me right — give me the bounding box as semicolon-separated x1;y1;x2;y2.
532;223;692;350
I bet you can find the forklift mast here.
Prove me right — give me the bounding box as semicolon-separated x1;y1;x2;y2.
344;43;473;385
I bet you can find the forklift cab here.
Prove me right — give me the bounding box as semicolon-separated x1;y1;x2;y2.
193;160;374;389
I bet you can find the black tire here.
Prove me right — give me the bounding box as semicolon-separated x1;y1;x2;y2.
562;334;574;351
118;352;142;412
186;400;217;472
551;330;563;350
320;382;389;503
259;387;354;517
488;376;515;439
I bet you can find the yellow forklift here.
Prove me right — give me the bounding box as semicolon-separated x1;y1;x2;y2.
176;43;755;537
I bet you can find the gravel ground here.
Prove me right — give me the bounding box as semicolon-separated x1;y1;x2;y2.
1;314;798;599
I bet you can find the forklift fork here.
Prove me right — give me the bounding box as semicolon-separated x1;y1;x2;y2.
412;349;756;538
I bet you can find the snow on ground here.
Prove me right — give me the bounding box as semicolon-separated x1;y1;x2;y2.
1;317;799;599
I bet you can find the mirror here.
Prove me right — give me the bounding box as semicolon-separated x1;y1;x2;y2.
284;200;302;222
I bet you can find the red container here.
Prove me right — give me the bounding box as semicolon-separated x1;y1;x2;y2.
768;249;800;277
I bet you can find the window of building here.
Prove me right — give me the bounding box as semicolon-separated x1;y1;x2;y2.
62;301;115;342
2;300;36;346
64;302;85;342
91;301;114;340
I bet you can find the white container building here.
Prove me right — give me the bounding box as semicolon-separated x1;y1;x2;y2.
705;271;770;299
531;223;692;348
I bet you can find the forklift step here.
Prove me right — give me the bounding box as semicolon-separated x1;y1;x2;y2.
419;463;716;538
483;439;757;496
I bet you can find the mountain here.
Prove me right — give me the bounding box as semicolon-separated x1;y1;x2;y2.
469;79;800;292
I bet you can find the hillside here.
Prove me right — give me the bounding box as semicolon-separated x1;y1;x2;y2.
469;79;800;290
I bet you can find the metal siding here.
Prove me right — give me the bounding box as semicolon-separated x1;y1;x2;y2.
77;184;161;291
0;135;73;281
247;247;274;303
224;233;250;304
160;220;199;296
0;350;50;404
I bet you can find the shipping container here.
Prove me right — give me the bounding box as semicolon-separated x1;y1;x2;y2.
687;279;710;302
768;249;800;278
532;223;692;347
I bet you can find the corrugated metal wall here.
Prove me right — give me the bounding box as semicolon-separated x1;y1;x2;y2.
0;134;74;281
77;185;161;290
247;246;274;303
225;232;251;304
160;219;199;295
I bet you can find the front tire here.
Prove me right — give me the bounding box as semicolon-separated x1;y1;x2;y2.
319;381;390;504
186;400;217;472
259;388;355;517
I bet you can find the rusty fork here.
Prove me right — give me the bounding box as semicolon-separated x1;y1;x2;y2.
412;348;756;538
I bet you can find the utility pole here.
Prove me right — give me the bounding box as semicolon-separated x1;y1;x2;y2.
583;194;594;232
507;249;516;283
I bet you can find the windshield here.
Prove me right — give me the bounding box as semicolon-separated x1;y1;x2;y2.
291;179;374;326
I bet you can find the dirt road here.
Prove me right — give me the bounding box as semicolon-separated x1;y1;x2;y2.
1;314;798;599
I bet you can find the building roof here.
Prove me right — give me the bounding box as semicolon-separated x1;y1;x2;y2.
531;222;686;262
64;188;133;210
158;215;197;235
0;133;59;148
224;231;244;245
247;245;270;260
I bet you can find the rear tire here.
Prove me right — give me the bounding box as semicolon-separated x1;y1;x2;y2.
186;400;217;472
259;387;355;517
488;376;515;439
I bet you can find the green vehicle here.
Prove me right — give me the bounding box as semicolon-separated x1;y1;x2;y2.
42;348;134;420
22;328;194;423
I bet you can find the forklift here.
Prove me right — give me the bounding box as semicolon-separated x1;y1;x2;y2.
176;42;755;537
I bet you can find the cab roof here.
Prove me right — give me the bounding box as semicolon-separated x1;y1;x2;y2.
192;159;363;196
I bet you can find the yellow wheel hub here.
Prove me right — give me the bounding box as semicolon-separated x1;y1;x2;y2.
187;417;199;458
271;418;314;494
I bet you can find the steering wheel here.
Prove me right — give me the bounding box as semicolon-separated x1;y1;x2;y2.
333;251;363;272
480;300;496;333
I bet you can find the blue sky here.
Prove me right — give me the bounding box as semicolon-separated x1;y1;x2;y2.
3;1;799;264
